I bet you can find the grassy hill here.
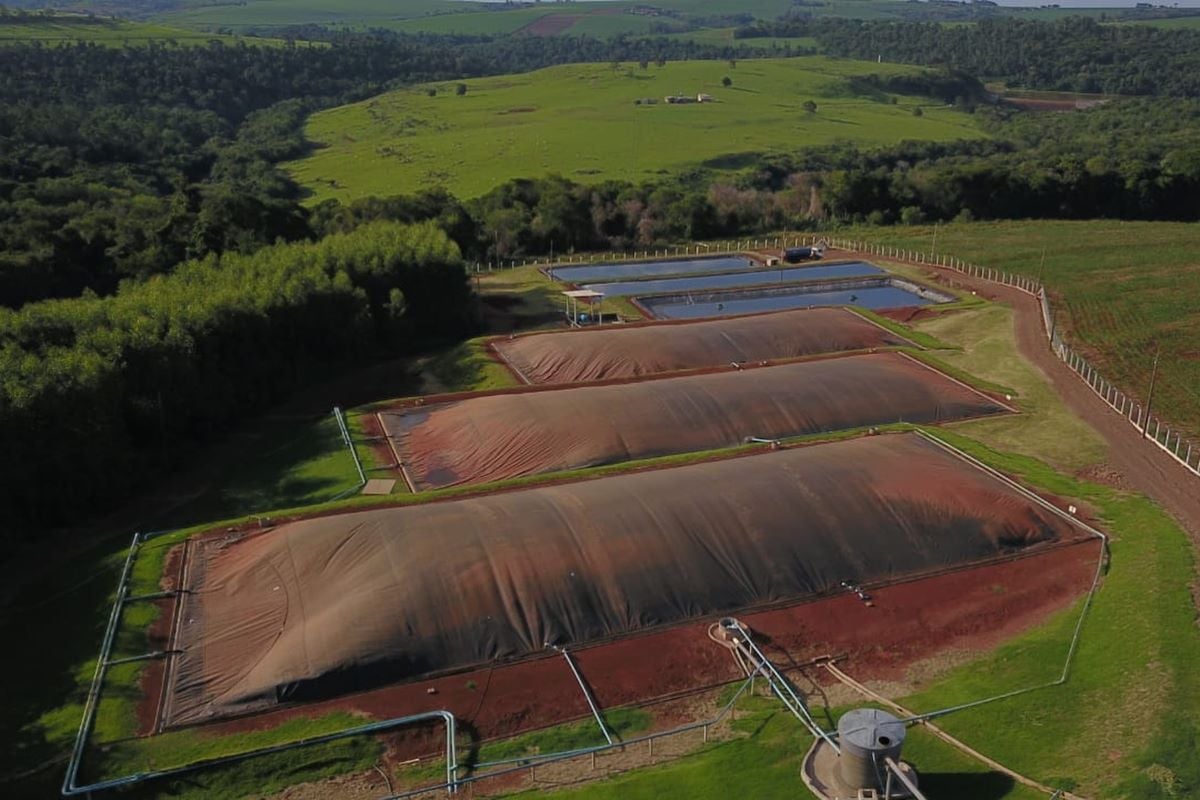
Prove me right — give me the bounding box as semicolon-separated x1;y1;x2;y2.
1116;14;1200;30
285;57;986;202
0;13;294;46
847;220;1200;443
151;0;463;31
122;0;1155;36
152;0;797;35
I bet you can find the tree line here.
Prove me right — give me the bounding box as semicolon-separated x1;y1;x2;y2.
0;221;468;541
738;16;1200;97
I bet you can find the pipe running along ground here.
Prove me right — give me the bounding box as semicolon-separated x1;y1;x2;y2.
62;533;460;797
380;668;765;799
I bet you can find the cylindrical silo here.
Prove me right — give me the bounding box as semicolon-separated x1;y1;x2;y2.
836;708;907;792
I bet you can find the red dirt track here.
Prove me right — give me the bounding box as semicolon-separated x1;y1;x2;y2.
519;15;582;36
185;540;1099;760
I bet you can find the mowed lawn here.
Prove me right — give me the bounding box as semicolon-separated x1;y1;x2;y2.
286;58;986;202
847;220;1200;442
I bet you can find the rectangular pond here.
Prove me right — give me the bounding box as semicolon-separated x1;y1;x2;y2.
639;278;951;320
582;261;885;298
547;255;758;284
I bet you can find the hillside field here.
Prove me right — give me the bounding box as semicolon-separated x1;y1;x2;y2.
286;57;985;202
152;0;796;34
848;220;1200;443
0;15;293;46
1113;14;1200;30
152;0;462;31
663;27;821;51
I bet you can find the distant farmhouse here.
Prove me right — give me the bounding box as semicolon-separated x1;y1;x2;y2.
664;93;716;104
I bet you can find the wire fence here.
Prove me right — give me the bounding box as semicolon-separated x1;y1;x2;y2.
485;233;1198;479
837;237;1199;479
332;405;367;499
381;674;761;800
469;235;823;272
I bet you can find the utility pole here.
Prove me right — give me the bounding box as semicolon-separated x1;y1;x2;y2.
1143;345;1161;439
931;222;938;258
1037;248;1046;286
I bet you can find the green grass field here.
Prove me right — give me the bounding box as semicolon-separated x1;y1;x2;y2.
286;57;985;202
0;14;294;46
1112;14;1200;30
846;220;1200;444
142;0;1157;37
152;0;797;34
153;0;463;31
663;26;820;51
381;5;669;37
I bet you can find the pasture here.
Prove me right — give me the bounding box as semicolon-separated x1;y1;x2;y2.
666;27;821;51
152;0;795;35
0;15;290;46
143;0;1145;36
152;0;463;31
384;5;669;37
847;220;1200;443
286;57;986;201
1112;14;1200;30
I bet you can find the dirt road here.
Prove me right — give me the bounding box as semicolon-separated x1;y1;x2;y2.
913;259;1200;539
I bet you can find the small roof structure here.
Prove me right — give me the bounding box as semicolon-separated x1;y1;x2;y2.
562;289;605;326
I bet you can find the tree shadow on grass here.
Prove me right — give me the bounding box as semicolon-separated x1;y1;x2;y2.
150;414;356;530
918;770;1015;799
0;536;128;798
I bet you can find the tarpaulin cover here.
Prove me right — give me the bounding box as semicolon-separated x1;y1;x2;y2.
382;352;1007;490
163;433;1083;726
492;308;910;385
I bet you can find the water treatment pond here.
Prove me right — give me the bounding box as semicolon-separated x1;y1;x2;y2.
582;261;884;298
640;281;943;319
548;255;756;283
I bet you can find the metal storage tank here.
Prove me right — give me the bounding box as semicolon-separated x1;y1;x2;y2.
836;708;907;792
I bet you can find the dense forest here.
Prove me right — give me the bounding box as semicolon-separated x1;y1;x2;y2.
739;16;1200;96
0;221;467;540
